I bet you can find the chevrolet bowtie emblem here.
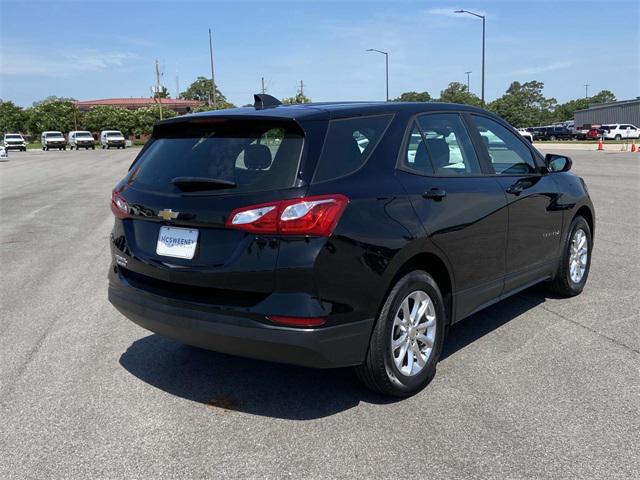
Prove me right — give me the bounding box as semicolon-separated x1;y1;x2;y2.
158;209;179;221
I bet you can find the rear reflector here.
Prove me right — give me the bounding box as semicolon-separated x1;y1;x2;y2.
226;194;348;236
268;315;327;327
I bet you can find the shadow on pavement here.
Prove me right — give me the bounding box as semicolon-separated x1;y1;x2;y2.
119;285;551;419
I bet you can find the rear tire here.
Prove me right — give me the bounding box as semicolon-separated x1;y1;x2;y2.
356;270;445;397
548;216;591;297
615;134;622;141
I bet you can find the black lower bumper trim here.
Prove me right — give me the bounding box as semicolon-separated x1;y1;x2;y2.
108;284;373;369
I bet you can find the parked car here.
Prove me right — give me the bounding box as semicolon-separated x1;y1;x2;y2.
41;131;66;150
598;124;639;140
0;145;8;160
68;131;96;150
3;133;27;151
517;128;533;143
108;96;595;397
544;126;574;141
586;127;601;139
100;130;126;149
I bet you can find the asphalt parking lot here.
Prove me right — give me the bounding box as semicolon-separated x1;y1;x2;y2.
1;147;638;479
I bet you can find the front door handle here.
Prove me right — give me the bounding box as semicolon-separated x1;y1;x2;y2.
422;188;447;200
506;183;524;195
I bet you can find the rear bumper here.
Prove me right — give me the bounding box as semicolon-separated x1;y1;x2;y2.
108;267;373;369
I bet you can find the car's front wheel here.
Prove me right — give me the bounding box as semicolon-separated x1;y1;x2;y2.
549;216;591;296
356;270;445;397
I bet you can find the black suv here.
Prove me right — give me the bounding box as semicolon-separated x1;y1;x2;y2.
108;96;594;396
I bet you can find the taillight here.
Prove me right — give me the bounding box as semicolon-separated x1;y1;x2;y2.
268;315;327;327
111;190;129;218
226;194;348;236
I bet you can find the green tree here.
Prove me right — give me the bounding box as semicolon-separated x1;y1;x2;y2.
84;106;136;136
155;86;171;99
0;100;29;133
438;82;482;106
133;106;177;135
25;100;79;135
487;80;557;127
281;93;311;104
591;90;616;104
393;91;432;102
32;96;77;107
179;76;233;109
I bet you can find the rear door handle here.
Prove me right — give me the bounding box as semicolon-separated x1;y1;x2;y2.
422;188;447;200
506;183;524;195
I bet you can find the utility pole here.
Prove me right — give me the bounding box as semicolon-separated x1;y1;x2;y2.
208;28;217;109
155;59;163;120
465;71;472;92
584;83;589;99
261;77;266;94
176;76;180;99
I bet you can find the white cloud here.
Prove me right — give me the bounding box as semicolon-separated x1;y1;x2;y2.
0;48;135;77
509;61;574;76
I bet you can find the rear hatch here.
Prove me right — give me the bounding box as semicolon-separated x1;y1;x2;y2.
112;116;310;298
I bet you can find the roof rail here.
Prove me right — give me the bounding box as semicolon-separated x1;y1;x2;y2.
253;94;282;110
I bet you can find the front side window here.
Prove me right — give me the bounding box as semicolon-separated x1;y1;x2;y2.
403;113;481;176
313;114;392;183
471;115;537;175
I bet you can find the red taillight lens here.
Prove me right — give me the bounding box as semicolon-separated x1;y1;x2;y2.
226;194;348;236
111;191;129;218
268;315;327;327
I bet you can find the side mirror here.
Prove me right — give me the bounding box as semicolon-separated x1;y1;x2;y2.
545;153;572;173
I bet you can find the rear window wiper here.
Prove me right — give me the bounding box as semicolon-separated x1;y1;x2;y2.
171;177;237;192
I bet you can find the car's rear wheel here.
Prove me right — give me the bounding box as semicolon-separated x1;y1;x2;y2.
549;216;591;296
615;134;622;141
356;270;445;397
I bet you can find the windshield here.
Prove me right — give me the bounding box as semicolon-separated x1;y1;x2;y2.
106;132;123;137
76;132;93;138
130;120;304;194
46;132;64;138
5;134;22;139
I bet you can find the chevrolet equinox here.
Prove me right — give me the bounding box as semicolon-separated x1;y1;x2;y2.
108;95;594;396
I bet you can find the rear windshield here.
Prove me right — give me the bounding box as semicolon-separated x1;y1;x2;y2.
130;120;304;194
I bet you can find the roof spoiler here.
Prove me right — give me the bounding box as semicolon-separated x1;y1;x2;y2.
253;94;282;110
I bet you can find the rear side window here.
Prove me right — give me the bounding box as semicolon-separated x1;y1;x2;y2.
313;114;392;183
130;120;304;194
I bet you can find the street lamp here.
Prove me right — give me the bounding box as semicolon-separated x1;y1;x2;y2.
366;48;389;101
455;10;485;105
464;71;472;93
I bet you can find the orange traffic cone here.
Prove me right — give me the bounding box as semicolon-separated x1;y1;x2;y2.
597;139;604;151
632;142;637;153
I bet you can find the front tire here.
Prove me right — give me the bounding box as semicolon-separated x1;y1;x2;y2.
615;134;622;141
356;270;446;397
549;216;591;296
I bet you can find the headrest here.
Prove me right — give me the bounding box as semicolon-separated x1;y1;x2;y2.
426;138;450;169
244;144;272;170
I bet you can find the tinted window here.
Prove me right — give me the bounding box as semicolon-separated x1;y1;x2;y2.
413;113;481;176
471;115;537;174
402;123;432;174
313;114;392;183
130;120;304;194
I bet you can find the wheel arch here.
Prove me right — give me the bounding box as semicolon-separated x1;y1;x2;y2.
575;205;595;240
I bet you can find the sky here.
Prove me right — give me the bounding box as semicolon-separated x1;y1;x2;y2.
1;0;638;108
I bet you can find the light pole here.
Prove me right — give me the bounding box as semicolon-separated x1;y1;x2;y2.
584;83;589;99
209;28;217;109
464;71;472;92
366;48;389;101
455;10;485;105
